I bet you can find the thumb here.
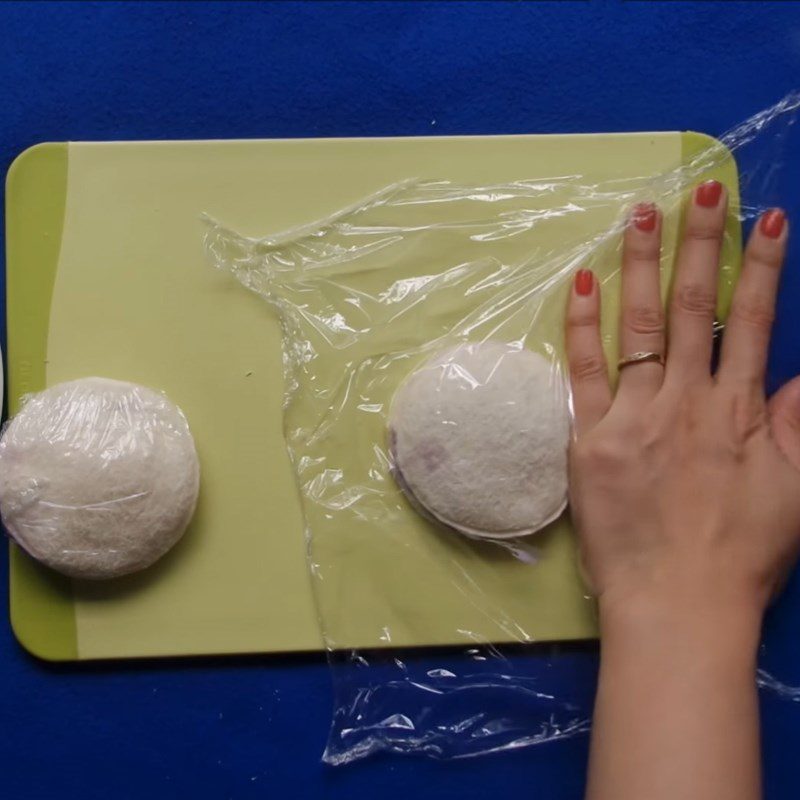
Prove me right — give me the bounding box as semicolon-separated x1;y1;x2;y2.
769;375;800;471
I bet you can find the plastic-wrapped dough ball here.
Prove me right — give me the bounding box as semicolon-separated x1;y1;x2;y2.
388;342;569;540
0;378;200;579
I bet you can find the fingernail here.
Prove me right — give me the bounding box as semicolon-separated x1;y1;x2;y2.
696;180;723;208
760;208;786;239
632;203;657;232
575;269;593;296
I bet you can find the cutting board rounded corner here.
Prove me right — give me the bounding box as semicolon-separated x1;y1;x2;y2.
6;142;66;194
683;130;737;165
10;606;69;663
9;547;77;662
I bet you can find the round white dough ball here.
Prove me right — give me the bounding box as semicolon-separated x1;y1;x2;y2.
388;342;569;539
0;377;200;579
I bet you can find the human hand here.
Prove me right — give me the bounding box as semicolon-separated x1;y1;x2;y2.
566;182;800;624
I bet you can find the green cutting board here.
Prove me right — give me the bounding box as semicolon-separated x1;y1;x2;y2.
5;134;740;660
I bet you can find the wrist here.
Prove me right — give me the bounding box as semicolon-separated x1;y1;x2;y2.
598;575;764;654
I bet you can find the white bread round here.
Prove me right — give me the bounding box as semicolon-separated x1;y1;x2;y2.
389;342;569;539
0;378;200;579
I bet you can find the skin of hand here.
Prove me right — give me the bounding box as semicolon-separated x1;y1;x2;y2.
565;182;798;800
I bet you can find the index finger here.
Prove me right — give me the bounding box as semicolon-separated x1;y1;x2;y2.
717;209;788;387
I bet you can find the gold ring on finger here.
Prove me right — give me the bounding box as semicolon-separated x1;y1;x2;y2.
617;351;665;370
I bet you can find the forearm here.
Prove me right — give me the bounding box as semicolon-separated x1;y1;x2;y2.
586;588;763;800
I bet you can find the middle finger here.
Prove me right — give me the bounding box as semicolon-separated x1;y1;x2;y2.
663;180;728;391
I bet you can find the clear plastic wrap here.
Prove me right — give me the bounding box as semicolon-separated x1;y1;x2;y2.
0;378;200;580
205;95;800;763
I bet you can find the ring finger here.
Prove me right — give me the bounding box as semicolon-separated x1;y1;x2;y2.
617;203;666;401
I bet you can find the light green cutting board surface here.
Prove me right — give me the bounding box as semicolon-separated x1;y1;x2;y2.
6;134;740;660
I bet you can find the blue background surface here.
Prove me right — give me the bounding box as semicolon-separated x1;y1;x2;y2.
2;2;800;798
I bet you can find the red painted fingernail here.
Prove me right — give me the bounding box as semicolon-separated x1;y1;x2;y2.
575;269;593;296
760;208;785;239
632;203;657;232
695;180;723;208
